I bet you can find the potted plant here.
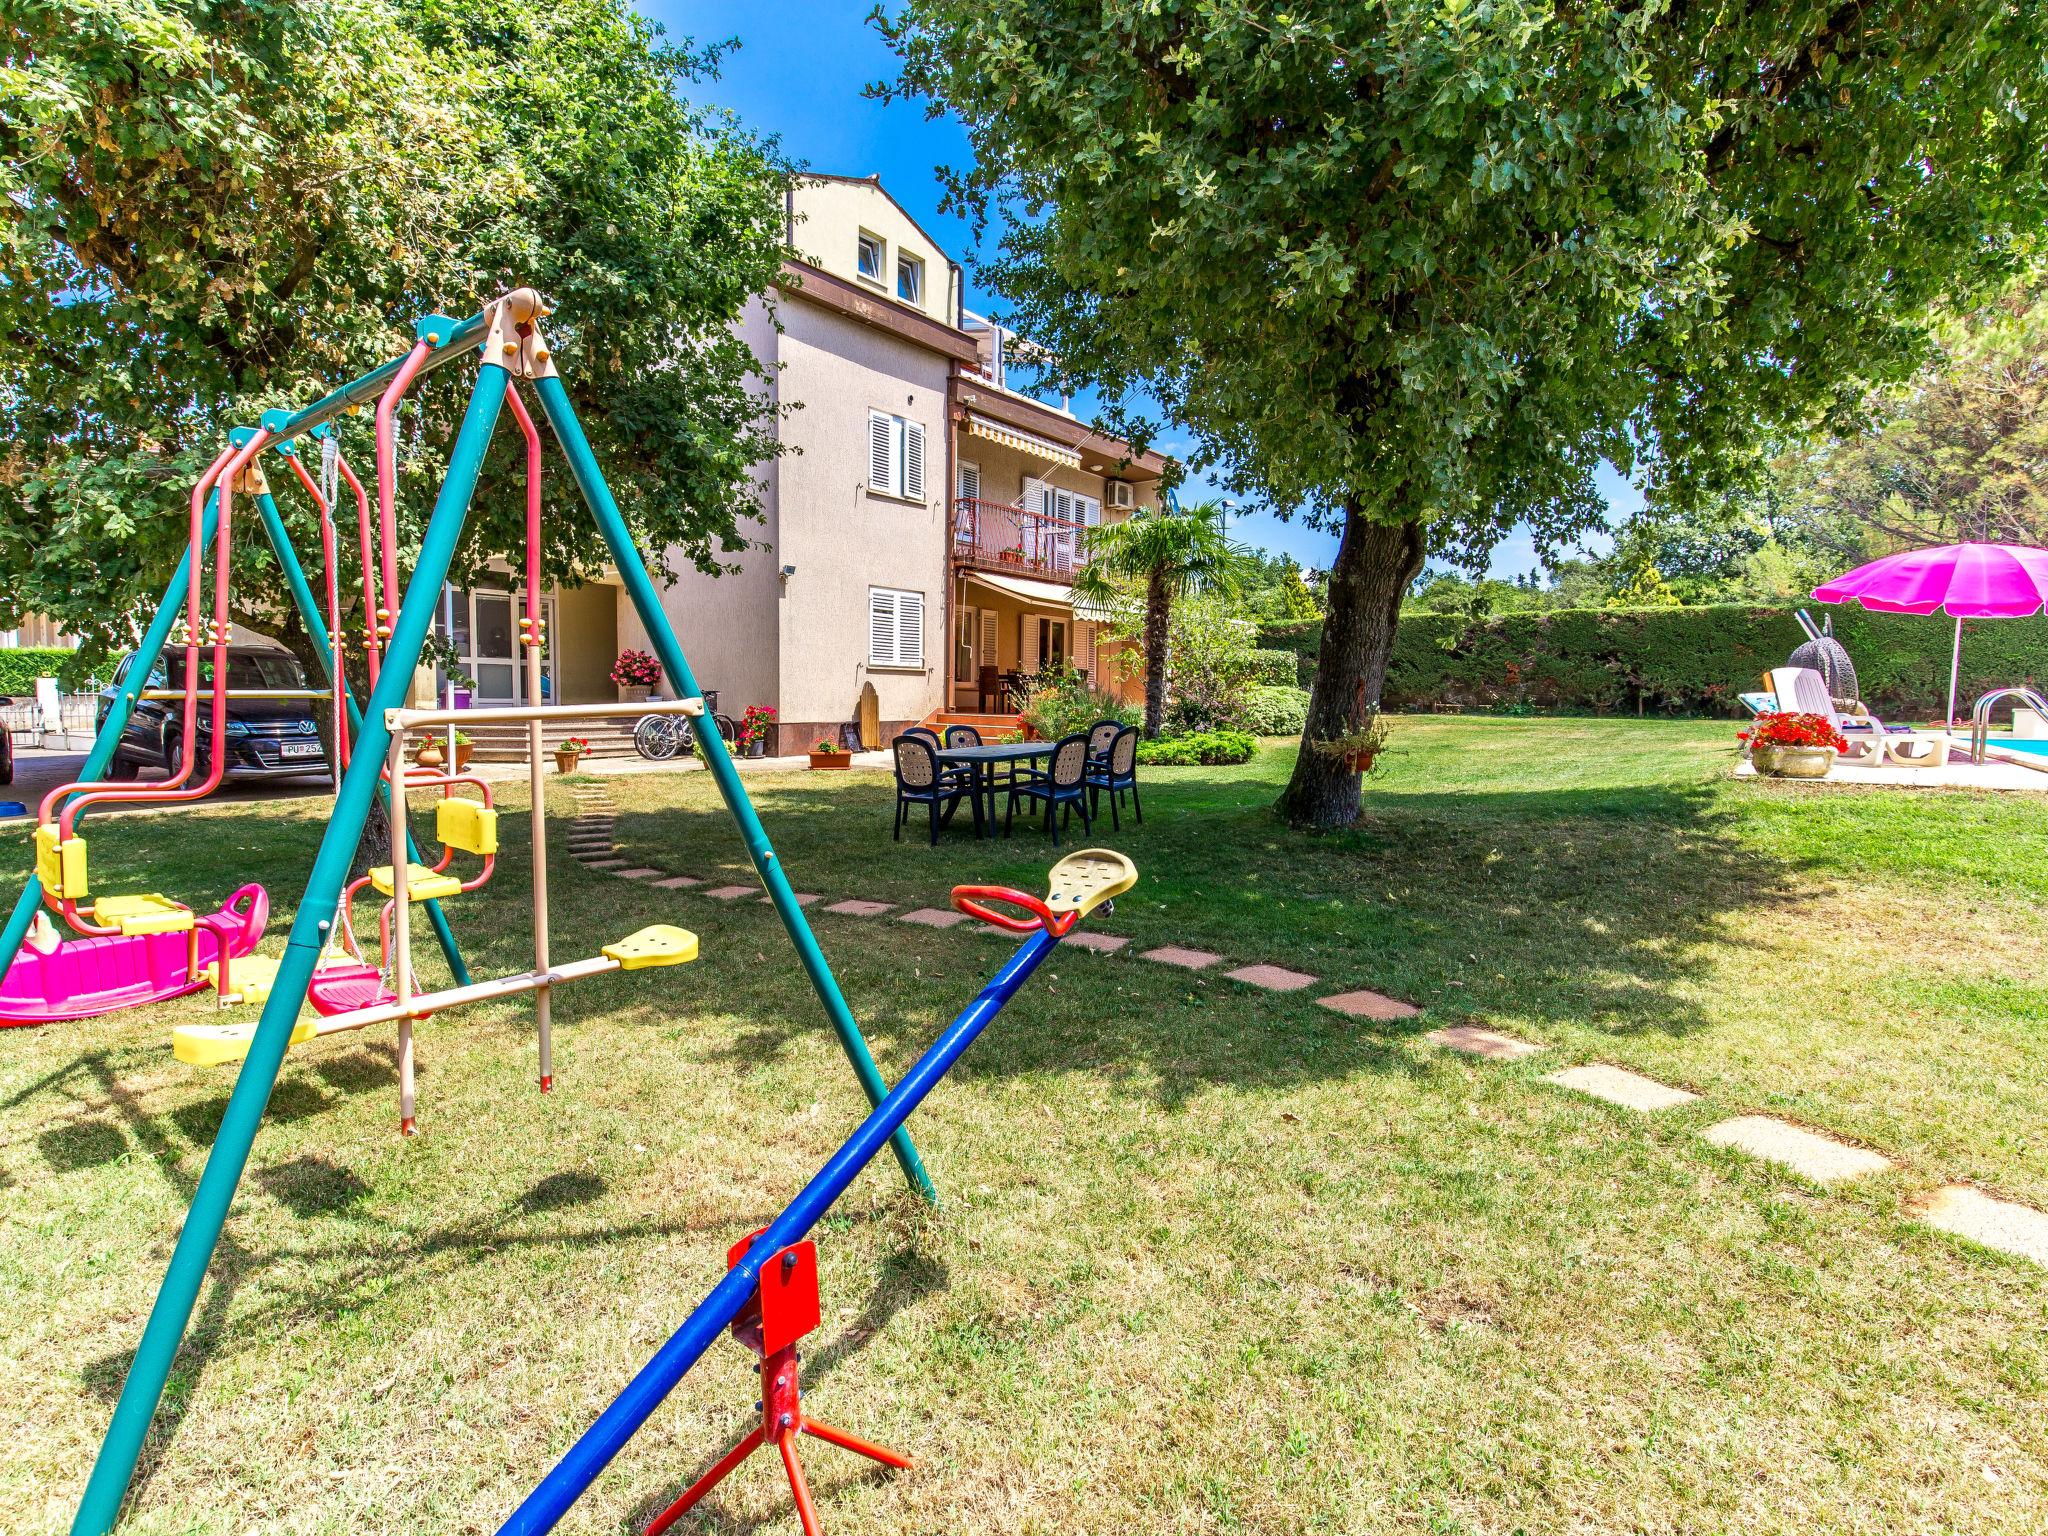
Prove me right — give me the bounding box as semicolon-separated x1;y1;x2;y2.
738;704;777;758
554;735;591;774
808;737;852;770
1309;713;1390;775
610;647;661;703
1739;711;1846;778
451;730;473;772
998;544;1025;565
414;734;445;769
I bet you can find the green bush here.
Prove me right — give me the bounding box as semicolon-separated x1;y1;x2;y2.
1240;684;1310;736
1020;664;1139;740
1255;620;1322;686
0;647;75;695
1266;604;2044;717
1247;648;1297;686
1136;728;1258;766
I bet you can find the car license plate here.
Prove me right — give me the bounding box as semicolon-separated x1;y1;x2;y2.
280;740;323;759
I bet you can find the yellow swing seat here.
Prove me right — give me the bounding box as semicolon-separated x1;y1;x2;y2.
602;924;700;970
92;893;195;936
173;1016;320;1068
368;863;464;902
203;952;284;1005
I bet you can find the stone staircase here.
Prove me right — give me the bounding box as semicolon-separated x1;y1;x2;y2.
442;716;641;764
919;709;1026;739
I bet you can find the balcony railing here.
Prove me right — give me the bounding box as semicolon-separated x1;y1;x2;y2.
951;496;1081;580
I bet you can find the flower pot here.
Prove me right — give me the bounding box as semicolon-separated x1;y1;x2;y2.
1756;744;1833;779
808;750;852;770
744;738;768;758
453;743;473;772
618;684;652;704
1342;748;1378;774
554;750;582;774
415;741;444;769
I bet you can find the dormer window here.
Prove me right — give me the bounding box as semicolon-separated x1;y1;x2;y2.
856;231;885;286
897;251;925;306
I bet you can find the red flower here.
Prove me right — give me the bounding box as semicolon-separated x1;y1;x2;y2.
1741;711;1849;752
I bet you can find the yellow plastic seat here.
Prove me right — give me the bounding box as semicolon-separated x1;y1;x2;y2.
173;1016;319;1068
92;893;195;936
35;825;88;900
602;924;700;970
1044;848;1139;920
368;862;464;902
203;953;284;1005
437;797;498;856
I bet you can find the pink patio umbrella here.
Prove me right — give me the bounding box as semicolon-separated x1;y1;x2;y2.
1812;542;2048;725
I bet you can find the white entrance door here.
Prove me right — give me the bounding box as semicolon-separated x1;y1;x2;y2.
443;587;554;704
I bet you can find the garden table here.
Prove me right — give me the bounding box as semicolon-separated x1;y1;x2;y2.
935;741;1053;838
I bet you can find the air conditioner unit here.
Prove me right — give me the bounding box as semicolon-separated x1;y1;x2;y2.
1106;480;1135;509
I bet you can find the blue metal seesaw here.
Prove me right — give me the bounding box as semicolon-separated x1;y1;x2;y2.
499;846;1138;1536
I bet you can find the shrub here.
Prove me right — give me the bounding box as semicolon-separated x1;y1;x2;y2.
1248;648;1297;686
0;647;76;695
1270;602;2045;717
1136;728;1258;766
1021;663;1139;740
1240;684;1310;736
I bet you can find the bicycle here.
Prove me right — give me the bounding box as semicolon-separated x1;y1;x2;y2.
633;710;736;761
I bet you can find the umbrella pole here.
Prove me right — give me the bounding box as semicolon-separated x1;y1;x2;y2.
1948;615;1964;727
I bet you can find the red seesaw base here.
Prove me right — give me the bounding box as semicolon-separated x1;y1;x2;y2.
643;1230;912;1536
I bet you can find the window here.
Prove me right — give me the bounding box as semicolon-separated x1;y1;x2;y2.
955;605;977;679
957;459;980;502
866;410;926;500
869;587;925;669
897;250;925;305
856;231;885;285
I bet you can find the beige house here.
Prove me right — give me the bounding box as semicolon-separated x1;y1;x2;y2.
615;174;1168;754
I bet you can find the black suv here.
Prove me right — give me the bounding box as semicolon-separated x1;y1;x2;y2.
99;645;332;783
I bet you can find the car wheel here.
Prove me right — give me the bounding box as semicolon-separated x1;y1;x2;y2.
108;752;138;782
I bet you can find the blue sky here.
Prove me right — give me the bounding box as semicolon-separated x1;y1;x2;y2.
639;1;1633;577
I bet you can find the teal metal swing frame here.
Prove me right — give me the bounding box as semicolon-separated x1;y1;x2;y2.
64;291;934;1536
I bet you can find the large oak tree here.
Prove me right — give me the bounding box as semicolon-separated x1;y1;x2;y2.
1;0;786;676
882;0;2048;825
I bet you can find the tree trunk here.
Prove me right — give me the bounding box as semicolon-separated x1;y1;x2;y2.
1141;567;1171;738
1277;506;1425;828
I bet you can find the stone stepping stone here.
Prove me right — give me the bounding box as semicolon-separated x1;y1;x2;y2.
654;875;702;889
615;867;664;880
1914;1185;2048;1267
1318;989;1420;1021
759;893;821;906
1140;945;1222;970
1063;931;1128;954
900;907;965;928
579;857;628;870
1701;1116;1891;1184
1427;1025;1543;1060
1224;963;1317;992
704;885;760;900
824;899;894;918
1545;1064;1700;1113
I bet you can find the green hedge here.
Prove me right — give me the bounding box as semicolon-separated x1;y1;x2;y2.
1137;728;1258;765
1247;648;1298;686
1241;684;1310;735
0;647;76;696
1259;606;2048;717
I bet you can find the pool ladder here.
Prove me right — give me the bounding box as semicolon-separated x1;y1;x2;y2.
1969;686;2048;768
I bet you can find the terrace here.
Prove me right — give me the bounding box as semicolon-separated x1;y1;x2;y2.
949;495;1081;581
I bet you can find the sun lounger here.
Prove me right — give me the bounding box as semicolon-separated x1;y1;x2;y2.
1762;667;1948;768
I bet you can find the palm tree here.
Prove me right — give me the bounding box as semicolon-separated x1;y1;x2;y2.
1071;499;1243;737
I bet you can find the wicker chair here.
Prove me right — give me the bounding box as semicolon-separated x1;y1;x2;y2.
1086;718;1122;769
1086;725;1142;830
1005;732;1093;847
892;736;968;844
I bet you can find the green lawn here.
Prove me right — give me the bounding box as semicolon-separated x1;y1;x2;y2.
4;717;2047;1533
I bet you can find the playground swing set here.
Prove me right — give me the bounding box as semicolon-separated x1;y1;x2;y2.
37;289;1137;1536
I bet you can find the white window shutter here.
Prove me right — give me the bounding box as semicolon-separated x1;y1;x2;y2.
1021;614;1040;672
1078;622;1096;676
980;610;998;670
957;461;979;501
897;590;924;667
868;413;896;495
1022;476;1048;518
904;422;925;501
1081;495;1101;527
868;590;896;666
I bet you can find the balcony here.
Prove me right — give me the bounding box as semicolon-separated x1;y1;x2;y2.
950;497;1080;580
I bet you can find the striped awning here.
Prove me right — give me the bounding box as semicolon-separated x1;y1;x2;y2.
963;413;1081;469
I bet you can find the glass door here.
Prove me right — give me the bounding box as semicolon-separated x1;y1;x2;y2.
439;586;552;704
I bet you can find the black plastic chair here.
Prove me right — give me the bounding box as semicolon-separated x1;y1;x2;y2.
1085;718;1122;769
1087;725;1142;830
892;736;968;844
1006;732;1093;847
